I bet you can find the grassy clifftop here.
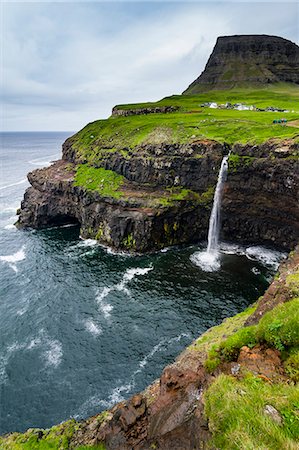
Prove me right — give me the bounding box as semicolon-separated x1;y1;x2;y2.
68;84;299;165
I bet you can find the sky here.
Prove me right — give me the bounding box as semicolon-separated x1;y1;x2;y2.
1;1;298;131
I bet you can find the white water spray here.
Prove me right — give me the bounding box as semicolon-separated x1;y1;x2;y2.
190;154;229;271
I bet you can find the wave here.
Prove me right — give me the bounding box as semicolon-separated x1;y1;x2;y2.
75;331;191;418
138;332;190;370
0;206;19;215
96;266;153;319
4;223;17;231
28;153;60;166
0;179;27;191
138;340;165;369
191;242;287;272
0;246;26;273
43;340;63;368
123;267;153;282
78;238;98;247
0;331;63;383
96;287;114;319
84;319;102;336
245;246;287;270
67;238;98;259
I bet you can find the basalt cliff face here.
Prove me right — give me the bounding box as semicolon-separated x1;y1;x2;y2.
184;35;299;94
6;33;299;450
16;34;299;252
17;137;299;251
17;141;224;252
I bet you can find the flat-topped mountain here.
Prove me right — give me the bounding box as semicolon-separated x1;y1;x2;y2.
184;35;299;94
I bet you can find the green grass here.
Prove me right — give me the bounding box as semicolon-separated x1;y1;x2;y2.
0;418;107;450
115;83;299;112
256;298;299;351
0;420;81;450
152;187;209;207
205;297;299;371
228;154;256;172
189;304;257;364
285;349;299;383
204;373;299;450
68;84;299;165
74;165;124;199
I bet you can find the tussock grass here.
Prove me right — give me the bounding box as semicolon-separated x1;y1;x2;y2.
205;298;299;372
204;373;299;450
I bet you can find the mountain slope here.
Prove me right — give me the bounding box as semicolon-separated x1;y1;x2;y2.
184;35;299;94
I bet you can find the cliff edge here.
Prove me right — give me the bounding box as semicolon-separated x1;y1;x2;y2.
1;246;298;449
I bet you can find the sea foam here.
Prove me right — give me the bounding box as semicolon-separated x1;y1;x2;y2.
0;331;63;384
44;340;63;368
245;246;287;270
28;153;59;167
84;319;102;336
96;266;153;319
0;246;26;273
190;250;220;272
0;179;27;191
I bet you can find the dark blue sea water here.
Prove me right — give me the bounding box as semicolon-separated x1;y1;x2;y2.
0;132;285;434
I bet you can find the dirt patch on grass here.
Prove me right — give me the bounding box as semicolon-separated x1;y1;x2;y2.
287;119;299;128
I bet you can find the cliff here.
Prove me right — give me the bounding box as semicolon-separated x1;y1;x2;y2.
2;246;299;449
5;33;299;450
17;136;299;252
15;36;299;251
184;35;299;94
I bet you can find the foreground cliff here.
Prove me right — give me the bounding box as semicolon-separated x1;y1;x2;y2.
2;246;298;449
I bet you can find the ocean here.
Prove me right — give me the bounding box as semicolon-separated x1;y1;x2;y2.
0;132;285;434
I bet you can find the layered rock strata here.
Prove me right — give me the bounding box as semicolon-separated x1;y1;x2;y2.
17;138;299;252
184;35;299;94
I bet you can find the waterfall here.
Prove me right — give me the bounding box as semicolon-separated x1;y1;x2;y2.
190;154;229;272
207;155;229;254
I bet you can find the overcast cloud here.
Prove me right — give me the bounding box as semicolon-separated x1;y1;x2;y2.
1;1;298;131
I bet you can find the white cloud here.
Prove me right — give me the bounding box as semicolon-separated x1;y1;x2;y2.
1;1;298;131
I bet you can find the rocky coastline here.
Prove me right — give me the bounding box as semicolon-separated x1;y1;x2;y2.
5;33;299;449
2;245;298;449
17;137;299;252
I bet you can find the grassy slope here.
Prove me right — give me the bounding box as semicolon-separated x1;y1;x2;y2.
73;165;125;199
205;374;299;450
0;419;106;449
70;84;299;166
203;268;299;450
68;83;299;195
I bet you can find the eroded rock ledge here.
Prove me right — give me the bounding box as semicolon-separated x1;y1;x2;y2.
17;138;299;252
